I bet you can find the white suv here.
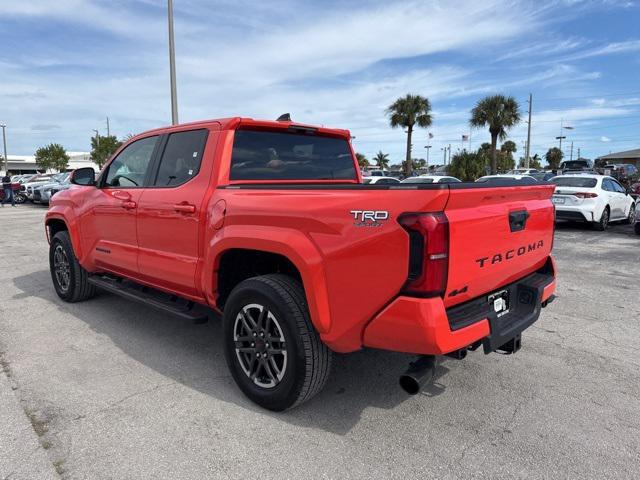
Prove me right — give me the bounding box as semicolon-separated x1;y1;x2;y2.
551;174;636;231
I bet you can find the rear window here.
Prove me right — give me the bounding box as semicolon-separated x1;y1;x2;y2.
230;130;357;181
552;177;597;188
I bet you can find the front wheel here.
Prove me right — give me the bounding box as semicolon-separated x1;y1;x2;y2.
222;274;332;411
49;231;96;302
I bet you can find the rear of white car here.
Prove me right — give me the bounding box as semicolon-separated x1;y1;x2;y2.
551;175;635;230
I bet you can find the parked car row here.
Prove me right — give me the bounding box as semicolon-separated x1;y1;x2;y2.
11;172;73;205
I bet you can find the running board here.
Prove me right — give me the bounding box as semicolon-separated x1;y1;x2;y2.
87;275;210;323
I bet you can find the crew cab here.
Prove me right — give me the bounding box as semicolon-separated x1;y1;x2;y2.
45;117;557;411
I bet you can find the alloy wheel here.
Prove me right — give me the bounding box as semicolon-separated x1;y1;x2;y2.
233;303;288;388
53;244;71;293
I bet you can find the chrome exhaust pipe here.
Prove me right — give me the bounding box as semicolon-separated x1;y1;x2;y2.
399;355;437;395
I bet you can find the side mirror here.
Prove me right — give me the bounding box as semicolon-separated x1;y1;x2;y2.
70;167;96;186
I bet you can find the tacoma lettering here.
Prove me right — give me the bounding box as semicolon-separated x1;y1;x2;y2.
476;240;544;268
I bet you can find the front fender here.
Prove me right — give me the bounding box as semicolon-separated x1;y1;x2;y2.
45;206;84;262
203;224;332;334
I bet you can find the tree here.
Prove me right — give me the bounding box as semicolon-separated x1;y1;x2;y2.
501;140;517;155
449;151;486;181
35;143;70;172
91;134;122;168
355;152;369;168
519;154;542;169
470;95;521;175
545;147;563;169
373;151;390;169
387;94;433;177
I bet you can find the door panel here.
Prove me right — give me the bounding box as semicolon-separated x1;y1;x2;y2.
81;188;143;276
136;129;214;297
80;135;159;276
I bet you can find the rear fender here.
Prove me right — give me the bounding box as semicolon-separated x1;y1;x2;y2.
204;225;331;333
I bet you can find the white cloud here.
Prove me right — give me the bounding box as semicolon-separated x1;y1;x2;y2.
601;136;611;142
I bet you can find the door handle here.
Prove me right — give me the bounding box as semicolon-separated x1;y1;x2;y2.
112;190;131;201
122;201;137;210
174;203;196;214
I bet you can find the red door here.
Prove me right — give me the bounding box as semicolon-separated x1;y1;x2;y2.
136;128;215;298
81;135;159;277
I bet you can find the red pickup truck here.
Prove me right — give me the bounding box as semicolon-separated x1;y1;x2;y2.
45;117;556;410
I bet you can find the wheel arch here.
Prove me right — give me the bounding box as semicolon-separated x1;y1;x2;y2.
204;227;332;334
45;213;84;260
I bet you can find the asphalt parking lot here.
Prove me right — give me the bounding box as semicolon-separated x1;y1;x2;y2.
1;204;639;479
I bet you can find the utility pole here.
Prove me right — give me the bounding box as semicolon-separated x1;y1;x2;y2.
424;145;431;168
570;141;574;161
442;147;446;165
577;147;581;159
106;117;110;137
0;124;7;174
168;0;179;125
92;129;100;148
525;93;532;169
447;144;451;165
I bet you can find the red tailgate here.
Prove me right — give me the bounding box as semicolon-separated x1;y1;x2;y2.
443;184;555;308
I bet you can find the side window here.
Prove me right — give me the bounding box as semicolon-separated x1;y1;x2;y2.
154;129;208;187
601;179;613;192
104;136;158;188
612;180;626;193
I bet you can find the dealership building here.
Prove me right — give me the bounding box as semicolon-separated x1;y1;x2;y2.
596;148;640;167
1;152;99;175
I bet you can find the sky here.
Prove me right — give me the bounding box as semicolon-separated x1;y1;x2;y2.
1;0;639;165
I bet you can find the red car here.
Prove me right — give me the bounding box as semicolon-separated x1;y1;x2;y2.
45;117;556;410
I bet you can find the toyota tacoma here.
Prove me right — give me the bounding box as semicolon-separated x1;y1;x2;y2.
45;117;556;410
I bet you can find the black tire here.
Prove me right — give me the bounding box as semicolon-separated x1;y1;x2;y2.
622;203;636;225
635;222;640;235
593;206;610;231
49;231;96;302
222;274;332;411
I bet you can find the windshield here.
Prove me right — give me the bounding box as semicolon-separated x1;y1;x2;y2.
552;177;597;188
230;130;357;181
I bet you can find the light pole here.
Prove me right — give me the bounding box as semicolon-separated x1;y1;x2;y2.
525;93;532;168
0;124;7;174
424;145;431;168
556;120;573;156
168;0;179;125
441;147;446;165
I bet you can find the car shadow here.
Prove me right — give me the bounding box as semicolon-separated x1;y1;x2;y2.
12;269;454;436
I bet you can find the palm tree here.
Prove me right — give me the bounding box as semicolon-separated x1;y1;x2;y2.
387;94;432;176
373;151;390;169
470;95;520;174
355;152;369;169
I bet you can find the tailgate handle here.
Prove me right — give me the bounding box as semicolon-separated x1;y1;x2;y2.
509;210;530;232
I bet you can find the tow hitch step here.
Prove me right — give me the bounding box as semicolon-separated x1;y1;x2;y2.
87;275;210;323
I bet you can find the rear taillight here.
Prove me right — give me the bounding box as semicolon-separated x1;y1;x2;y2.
398;212;449;297
573;192;598;198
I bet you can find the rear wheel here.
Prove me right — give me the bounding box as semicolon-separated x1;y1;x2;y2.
49;231;96;302
593;206;610;231
222;274;332;411
622;203;636;224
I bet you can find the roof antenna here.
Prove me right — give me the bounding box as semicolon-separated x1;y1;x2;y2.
276;113;291;122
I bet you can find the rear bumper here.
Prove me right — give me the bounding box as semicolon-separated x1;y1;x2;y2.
554;207;593;222
363;256;556;355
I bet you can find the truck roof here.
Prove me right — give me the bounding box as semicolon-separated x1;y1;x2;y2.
133;117;352;141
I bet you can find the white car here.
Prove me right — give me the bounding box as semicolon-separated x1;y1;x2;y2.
507;168;539;175
476;174;537;183
551;174;636;231
636;198;640;235
401;175;461;184
362;176;401;185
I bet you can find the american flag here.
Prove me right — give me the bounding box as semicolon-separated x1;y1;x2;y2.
428;132;434;139
462;134;469;141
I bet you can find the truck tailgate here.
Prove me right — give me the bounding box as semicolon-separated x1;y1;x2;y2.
443;184;555;308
